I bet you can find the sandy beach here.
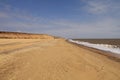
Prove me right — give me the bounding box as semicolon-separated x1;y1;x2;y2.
0;39;120;80
0;0;120;79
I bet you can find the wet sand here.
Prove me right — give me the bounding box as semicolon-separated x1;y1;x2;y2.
68;41;120;62
0;39;120;80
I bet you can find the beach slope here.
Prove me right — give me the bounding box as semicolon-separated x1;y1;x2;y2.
0;39;120;80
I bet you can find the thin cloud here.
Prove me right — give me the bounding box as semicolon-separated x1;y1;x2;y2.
0;12;10;18
0;3;11;11
0;1;120;38
49;18;120;38
82;0;120;14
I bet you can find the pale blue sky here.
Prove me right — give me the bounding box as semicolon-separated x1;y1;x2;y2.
0;0;120;38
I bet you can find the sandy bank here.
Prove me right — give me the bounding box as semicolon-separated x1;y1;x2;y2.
0;31;54;39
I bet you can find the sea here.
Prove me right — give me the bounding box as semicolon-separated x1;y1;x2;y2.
68;39;120;54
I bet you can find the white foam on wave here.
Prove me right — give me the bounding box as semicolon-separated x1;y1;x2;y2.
68;39;120;54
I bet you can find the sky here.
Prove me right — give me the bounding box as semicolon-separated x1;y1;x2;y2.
0;0;120;38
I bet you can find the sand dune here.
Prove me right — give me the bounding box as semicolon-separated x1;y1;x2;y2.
0;31;54;39
0;38;120;80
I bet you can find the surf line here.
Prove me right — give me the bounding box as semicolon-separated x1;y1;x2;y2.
68;39;120;54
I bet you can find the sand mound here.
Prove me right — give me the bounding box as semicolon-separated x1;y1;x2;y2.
0;31;54;39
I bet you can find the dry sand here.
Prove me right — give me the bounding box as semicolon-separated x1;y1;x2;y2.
0;39;120;80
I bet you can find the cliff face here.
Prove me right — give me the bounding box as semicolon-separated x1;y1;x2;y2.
0;31;54;39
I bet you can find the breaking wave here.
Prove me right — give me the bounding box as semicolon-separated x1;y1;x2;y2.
68;39;120;54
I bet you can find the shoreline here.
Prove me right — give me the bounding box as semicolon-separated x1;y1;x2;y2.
67;40;120;62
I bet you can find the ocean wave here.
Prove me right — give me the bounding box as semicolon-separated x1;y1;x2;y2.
68;39;120;54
